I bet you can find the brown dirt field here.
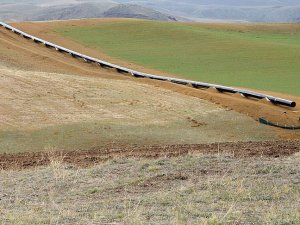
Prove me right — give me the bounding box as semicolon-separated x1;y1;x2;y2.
1;140;299;170
6;19;300;140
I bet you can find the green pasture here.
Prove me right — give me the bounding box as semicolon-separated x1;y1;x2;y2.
56;20;300;96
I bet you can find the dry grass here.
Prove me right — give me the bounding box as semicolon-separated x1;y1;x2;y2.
46;147;67;181
0;64;274;153
0;152;299;224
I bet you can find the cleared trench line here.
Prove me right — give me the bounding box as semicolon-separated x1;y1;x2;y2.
0;21;296;108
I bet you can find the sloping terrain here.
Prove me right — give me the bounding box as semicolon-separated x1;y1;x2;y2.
0;19;300;225
0;0;181;22
53;19;300;96
103;4;177;21
9;19;300;132
0;0;116;21
0;26;279;153
1;0;300;23
27;3;179;22
6;20;300;124
27;2;117;21
116;0;300;22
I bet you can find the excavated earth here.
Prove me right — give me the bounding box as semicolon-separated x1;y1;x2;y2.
1;140;300;170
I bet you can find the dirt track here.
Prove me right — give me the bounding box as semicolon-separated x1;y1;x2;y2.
1;141;299;170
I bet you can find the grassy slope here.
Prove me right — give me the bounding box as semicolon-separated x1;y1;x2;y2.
1;153;300;224
56;20;300;96
1;65;273;154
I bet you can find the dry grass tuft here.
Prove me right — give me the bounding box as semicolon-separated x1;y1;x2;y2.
0;152;299;224
45;146;67;181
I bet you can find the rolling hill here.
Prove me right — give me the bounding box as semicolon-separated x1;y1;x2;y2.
103;4;177;21
0;0;181;22
8;19;300;131
0;18;300;225
26;3;115;21
116;0;300;22
52;19;300;96
1;22;282;153
1;0;300;22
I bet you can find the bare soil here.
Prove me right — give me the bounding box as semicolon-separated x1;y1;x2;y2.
1;140;299;170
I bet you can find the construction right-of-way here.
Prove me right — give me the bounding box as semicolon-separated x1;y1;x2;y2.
0;21;296;108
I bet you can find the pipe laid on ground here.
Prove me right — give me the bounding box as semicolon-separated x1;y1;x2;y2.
0;21;296;108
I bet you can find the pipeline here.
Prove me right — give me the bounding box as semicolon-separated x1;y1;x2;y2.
259;118;300;130
0;21;296;108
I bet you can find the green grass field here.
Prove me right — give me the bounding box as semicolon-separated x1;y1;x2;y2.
56;20;300;96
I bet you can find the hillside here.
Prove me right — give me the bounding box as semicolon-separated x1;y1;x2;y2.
116;0;300;22
190;5;300;22
26;2;117;21
1;23;283;153
0;18;300;225
0;0;181;22
103;4;177;21
1;0;300;22
53;19;300;96
4;19;299;138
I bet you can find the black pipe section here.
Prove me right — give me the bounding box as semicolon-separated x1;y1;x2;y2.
70;53;81;58
33;39;43;44
171;80;189;85
216;87;237;93
87;58;97;63
57;48;69;53
192;84;210;89
23;35;31;39
259;118;300;130
83;58;93;63
240;93;265;99
98;63;113;69
132;73;145;78
13;31;22;35
150;77;168;81
267;97;296;108
45;43;55;48
116;68;129;74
